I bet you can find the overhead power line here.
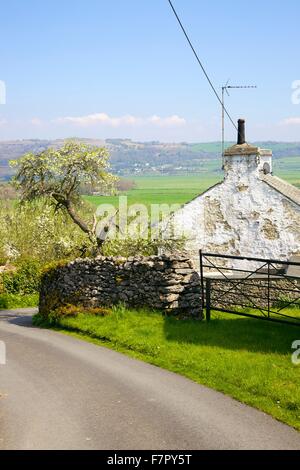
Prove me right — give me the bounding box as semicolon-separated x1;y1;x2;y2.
167;0;238;132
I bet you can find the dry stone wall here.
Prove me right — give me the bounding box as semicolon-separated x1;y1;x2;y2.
209;278;300;310
39;254;203;319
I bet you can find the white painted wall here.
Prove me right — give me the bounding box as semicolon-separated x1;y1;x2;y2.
165;152;300;269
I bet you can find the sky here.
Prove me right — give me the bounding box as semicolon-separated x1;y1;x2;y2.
1;0;300;142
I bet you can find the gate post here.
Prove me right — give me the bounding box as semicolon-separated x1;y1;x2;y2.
206;279;211;322
267;261;270;319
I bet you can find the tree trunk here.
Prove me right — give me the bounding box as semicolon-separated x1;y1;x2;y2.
52;194;109;254
64;200;91;236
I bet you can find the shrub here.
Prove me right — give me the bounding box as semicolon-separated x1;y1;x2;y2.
0;293;39;309
102;236;186;257
0;199;93;264
1;259;42;295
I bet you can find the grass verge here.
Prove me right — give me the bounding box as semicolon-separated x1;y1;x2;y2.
0;293;39;309
34;306;300;431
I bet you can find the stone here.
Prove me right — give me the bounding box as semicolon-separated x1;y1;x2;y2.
39;254;205;319
174;269;194;275
160;293;180;303
159;285;185;294
171;261;192;269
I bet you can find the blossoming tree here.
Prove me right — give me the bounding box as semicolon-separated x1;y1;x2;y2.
10;140;118;251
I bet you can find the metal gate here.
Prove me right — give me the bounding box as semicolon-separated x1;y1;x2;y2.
199;251;300;326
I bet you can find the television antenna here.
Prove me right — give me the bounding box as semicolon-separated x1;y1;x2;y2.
221;82;257;166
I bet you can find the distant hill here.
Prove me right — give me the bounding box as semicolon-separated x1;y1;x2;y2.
1;138;300;180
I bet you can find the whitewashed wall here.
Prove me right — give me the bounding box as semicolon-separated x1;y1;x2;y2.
165;153;300;269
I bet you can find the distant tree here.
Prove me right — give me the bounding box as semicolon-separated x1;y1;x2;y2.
10;140;118;250
116;178;137;192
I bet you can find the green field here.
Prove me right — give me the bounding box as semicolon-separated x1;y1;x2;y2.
84;174;221;208
274;156;300;187
84;161;300;209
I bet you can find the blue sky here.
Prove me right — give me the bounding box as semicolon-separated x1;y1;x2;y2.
1;0;300;142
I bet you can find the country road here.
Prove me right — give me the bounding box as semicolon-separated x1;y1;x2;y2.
0;309;299;450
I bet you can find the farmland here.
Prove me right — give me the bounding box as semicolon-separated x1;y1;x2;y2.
84;174;221;208
84;158;300;209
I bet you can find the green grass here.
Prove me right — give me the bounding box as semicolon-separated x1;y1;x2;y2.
83;167;300;210
0;293;39;309
38;306;300;431
274;156;300;188
84;175;221;209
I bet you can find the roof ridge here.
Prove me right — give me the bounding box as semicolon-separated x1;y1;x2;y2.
260;173;300;207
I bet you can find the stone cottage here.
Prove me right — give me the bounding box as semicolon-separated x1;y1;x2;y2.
163;119;300;267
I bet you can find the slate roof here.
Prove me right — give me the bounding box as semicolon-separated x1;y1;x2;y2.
260;173;300;207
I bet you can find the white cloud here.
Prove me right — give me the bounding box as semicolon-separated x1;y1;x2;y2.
148;114;186;127
55;113;140;127
54;112;186;128
30;117;43;126
280;117;300;126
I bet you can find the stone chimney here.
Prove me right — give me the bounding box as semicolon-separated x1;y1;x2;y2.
223;119;272;181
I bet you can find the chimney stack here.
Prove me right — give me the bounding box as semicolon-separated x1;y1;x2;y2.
237;119;246;145
224;118;273;178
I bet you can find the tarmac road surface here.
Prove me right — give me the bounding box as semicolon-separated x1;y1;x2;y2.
0;309;299;450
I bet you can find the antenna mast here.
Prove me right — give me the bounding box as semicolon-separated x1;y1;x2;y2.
221;83;257;167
